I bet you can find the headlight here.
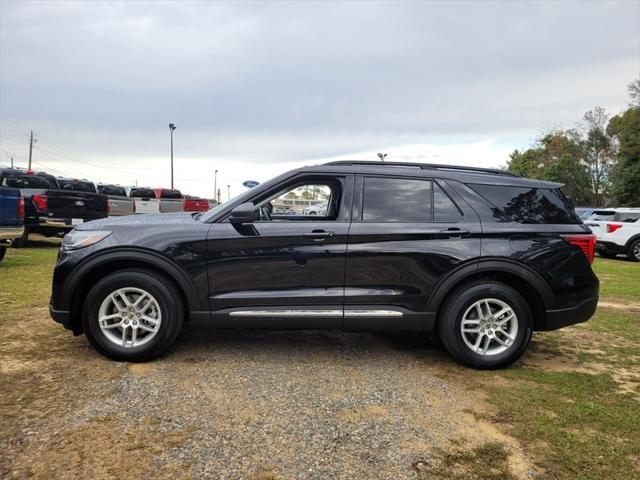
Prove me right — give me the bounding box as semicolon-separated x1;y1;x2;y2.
62;230;112;251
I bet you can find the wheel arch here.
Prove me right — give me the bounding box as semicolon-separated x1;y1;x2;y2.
624;233;640;249
64;248;202;334
427;258;555;330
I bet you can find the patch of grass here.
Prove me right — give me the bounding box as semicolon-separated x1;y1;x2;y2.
592;258;640;301
582;308;640;343
422;442;516;480
0;242;59;310
484;369;640;480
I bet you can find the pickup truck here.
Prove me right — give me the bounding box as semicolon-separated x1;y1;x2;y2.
96;184;135;216
183;195;210;212
0;168;109;246
126;187;160;214
0;186;25;260
154;188;184;213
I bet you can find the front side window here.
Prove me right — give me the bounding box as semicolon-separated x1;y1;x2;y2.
254;178;342;221
362;177;432;222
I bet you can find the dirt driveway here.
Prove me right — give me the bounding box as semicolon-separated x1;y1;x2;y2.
1;303;534;479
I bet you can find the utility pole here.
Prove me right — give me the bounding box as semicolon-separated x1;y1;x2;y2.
227;184;230;201
10;157;14;168
214;169;218;203
28;130;36;170
169;123;176;188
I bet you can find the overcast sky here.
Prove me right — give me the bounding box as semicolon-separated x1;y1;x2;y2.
1;0;638;199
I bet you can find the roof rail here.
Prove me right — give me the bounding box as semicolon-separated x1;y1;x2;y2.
324;160;518;177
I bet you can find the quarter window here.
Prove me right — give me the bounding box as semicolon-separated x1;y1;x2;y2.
363;177;432;222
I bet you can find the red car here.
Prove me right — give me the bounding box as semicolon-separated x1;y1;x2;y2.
183;195;209;212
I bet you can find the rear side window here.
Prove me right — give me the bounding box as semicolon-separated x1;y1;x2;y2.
613;212;640;223
97;185;127;196
130;188;155;198
469;184;579;224
363;177;431;222
434;183;462;222
1;174;55;189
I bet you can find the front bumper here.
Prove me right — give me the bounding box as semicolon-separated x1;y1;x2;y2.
49;303;73;331
540;296;599;331
0;225;25;242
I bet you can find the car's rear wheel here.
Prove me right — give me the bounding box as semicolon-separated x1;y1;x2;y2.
438;280;532;369
598;250;618;259
627;239;640;262
82;269;184;361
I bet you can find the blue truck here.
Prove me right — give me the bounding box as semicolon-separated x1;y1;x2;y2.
0;186;25;261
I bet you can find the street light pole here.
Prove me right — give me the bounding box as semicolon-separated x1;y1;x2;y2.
227;184;230;201
214;169;218;204
169;123;177;189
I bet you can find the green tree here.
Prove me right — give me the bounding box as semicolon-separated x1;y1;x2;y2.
506;130;593;205
583;107;614;206
608;105;640;206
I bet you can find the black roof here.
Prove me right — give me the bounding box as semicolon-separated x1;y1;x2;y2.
299;160;561;188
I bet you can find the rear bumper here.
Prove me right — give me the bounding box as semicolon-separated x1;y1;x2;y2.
596;241;625;254
540;296;598;331
49;303;73;331
0;225;24;242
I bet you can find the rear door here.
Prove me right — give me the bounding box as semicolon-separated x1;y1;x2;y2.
343;175;482;331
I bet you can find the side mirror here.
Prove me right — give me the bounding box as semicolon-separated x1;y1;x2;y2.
230;202;256;224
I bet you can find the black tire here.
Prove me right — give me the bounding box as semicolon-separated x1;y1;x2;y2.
0;247;6;262
82;269;184;362
437;280;533;369
11;227;29;248
627;239;640;262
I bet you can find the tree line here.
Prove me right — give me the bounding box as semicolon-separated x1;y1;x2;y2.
507;79;640;207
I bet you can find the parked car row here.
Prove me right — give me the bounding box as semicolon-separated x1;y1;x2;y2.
582;207;640;262
0;167;216;247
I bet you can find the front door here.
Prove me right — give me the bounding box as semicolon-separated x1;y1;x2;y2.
206;174;354;329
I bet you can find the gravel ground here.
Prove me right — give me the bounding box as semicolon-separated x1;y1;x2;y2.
2;308;532;479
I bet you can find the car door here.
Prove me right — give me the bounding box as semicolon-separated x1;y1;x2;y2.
343;174;482;331
206;174;354;329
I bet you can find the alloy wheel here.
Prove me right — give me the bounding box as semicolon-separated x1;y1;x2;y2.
460;298;518;356
97;287;162;348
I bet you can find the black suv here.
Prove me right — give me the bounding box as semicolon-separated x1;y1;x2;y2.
50;161;599;368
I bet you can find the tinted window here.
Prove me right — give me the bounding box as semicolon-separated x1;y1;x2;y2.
1;174;55;189
613;212;640;223
469;184;579;224
97;185;127;196
58;180;96;193
434;183;462;222
363;177;431;222
130;188;155;198
159;189;182;199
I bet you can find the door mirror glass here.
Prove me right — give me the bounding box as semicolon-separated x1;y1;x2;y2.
230;202;256;224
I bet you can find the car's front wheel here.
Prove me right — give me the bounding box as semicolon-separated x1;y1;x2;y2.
438;280;532;369
82;269;184;361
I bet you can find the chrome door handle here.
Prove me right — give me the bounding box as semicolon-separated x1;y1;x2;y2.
303;230;335;240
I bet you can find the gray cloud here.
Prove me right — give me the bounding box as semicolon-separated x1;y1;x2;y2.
1;0;638;195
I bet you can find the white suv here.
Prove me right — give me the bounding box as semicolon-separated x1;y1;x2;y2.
586;208;640;261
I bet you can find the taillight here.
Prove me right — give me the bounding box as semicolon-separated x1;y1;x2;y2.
606;223;622;233
563;234;596;264
17;197;25;219
32;194;47;212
